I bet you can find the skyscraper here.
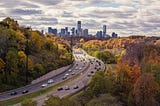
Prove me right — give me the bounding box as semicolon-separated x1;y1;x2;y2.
65;27;68;35
103;25;107;37
83;29;88;37
71;27;75;36
48;27;57;35
77;21;81;36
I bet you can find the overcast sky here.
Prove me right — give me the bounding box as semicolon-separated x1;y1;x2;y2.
0;0;160;36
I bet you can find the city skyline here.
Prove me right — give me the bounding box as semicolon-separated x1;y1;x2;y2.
0;0;160;36
48;20;109;38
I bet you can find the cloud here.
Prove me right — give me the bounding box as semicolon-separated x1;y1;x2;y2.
0;0;159;36
28;0;63;6
10;8;42;15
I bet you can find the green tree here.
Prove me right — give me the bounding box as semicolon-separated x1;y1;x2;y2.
89;71;107;96
5;48;19;83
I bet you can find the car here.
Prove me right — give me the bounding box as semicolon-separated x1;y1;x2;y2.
79;67;82;70
65;73;69;76
68;69;72;72
57;87;63;91
22;90;29;94
10;91;17;95
73;85;79;89
75;67;79;70
64;86;70;90
71;72;75;75
91;71;94;73
41;83;48;88
87;73;92;77
48;79;54;84
62;76;67;80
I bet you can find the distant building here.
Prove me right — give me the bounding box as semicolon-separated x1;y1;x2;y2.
103;25;107;37
96;31;103;39
112;32;118;38
60;28;65;37
48;27;57;35
83;29;88;37
71;27;75;36
77;21;82;36
65;27;68;35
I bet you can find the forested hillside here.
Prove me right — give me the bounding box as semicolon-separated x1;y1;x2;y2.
0;17;72;92
81;39;160;106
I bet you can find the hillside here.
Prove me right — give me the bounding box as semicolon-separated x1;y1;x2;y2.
0;17;72;92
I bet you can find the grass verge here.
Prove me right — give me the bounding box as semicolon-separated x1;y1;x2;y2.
0;74;80;106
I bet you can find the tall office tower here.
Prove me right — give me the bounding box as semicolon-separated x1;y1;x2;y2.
61;28;65;37
52;29;57;35
77;21;81;36
96;31;103;39
71;27;75;36
83;29;88;37
65;27;68;35
112;32;118;38
48;27;53;33
103;25;107;37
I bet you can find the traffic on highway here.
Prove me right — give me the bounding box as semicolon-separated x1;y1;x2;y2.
0;49;105;105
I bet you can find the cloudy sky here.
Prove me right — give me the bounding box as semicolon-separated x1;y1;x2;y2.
0;0;160;36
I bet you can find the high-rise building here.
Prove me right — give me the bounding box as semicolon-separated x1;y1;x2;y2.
112;32;118;38
77;21;81;36
65;27;68;35
60;28;65;37
103;25;107;37
96;31;103;39
48;27;52;33
48;27;57;35
83;29;88;37
71;27;75;36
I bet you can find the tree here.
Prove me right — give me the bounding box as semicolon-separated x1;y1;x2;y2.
5;48;19;83
89;71;107;96
133;73;159;106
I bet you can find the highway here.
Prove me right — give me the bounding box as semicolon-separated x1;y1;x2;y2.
0;49;105;106
34;49;105;106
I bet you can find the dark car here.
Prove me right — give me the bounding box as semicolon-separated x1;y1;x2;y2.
57;87;63;91
62;76;67;80
22;90;29;94
10;91;17;95
91;71;94;73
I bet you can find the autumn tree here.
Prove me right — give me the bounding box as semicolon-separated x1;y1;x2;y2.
133;73;159;106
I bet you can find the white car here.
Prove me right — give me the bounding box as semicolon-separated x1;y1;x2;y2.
68;69;72;72
47;79;54;84
65;73;69;76
41;83;48;88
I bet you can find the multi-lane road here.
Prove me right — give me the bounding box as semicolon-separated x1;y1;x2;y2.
0;49;105;106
